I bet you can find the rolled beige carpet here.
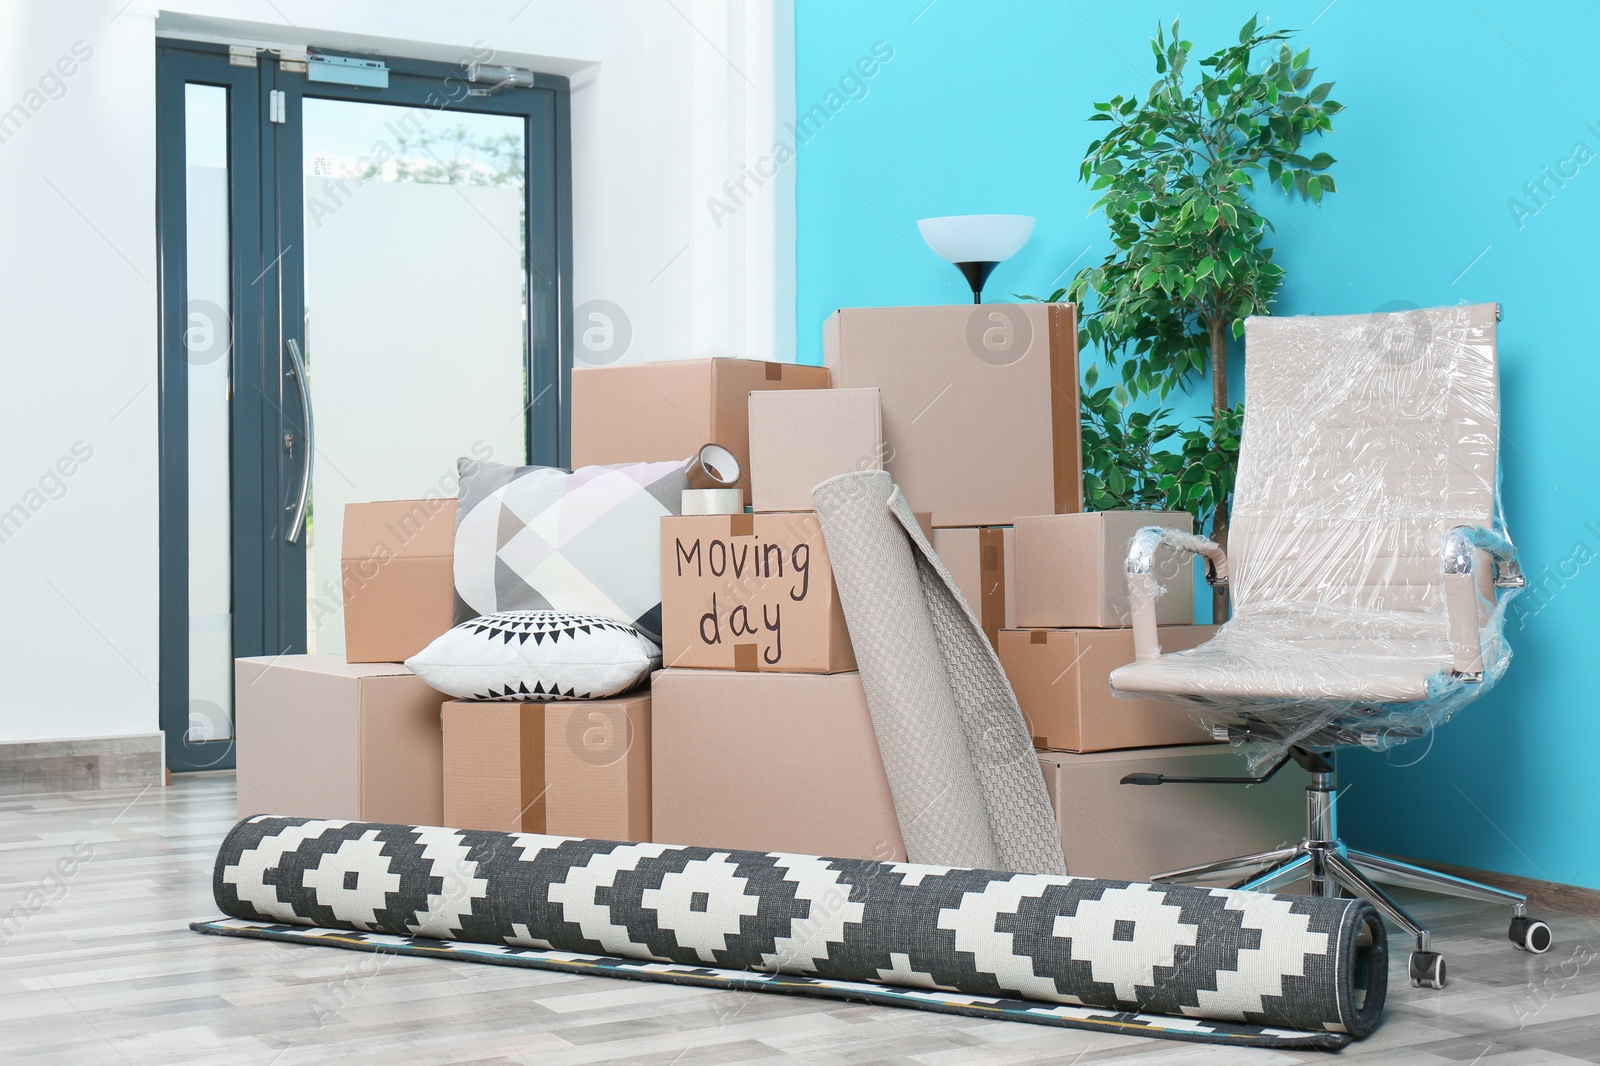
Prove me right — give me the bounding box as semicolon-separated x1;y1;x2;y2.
812;470;1065;874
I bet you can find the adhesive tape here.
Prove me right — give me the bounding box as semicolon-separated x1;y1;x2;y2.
686;443;741;489
681;488;744;516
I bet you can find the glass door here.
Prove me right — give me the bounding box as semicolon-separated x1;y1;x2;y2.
296;99;532;654
156;42;572;771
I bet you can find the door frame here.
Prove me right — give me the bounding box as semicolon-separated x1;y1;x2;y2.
155;40;573;772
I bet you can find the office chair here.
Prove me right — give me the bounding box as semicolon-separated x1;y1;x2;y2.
1109;303;1547;990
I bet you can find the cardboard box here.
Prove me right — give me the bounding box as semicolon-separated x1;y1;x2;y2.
931;526;1016;647
999;625;1218;752
342;498;457;663
748;388;884;512
651;669;905;860
1014;510;1195;628
235;656;444;823
660;512;855;673
572;358;831;503
441;701;545;832
442;693;651;840
1039;746;1306;882
823;304;1081;527
544;695;652;841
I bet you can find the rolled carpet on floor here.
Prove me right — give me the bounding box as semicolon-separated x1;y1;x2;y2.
192;816;1386;1049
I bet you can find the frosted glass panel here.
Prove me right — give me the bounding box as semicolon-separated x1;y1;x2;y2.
301;100;528;655
184;84;233;743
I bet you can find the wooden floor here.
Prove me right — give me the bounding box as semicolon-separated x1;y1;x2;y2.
2;775;1598;1065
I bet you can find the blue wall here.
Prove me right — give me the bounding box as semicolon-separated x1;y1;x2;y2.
796;0;1600;888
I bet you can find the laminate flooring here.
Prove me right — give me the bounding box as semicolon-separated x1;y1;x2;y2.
2;774;1597;1065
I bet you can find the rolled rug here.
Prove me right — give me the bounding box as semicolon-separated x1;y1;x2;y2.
194;816;1386;1049
811;469;1064;875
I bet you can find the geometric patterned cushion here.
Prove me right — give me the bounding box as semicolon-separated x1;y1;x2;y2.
454;457;690;641
405;610;661;701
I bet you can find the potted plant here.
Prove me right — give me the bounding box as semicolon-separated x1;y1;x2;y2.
1039;16;1342;620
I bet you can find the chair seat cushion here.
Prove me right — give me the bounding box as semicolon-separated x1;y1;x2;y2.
1109;604;1457;704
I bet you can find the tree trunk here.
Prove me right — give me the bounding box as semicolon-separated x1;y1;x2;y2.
1209;316;1231;624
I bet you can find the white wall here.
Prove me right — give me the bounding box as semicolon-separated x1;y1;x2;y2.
0;0;796;744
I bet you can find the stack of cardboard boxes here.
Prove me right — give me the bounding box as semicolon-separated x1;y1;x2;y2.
236;309;1297;880
235;496;457;824
439;357;833;840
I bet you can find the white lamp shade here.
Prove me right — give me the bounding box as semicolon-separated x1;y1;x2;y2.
917;214;1036;264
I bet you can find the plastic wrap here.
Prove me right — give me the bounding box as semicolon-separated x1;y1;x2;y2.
1109;304;1520;768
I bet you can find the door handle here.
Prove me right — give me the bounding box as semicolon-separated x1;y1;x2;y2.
285;338;313;544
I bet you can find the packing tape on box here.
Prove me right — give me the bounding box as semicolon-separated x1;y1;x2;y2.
685;442;740;489
681;488;744;515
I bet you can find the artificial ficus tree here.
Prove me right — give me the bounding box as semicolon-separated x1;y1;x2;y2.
1051;16;1342;620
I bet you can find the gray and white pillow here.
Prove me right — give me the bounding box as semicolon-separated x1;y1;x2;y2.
406;611;660;701
454;457;690;642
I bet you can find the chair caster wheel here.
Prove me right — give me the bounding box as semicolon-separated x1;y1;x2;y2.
1409;950;1446;989
1509;916;1552;953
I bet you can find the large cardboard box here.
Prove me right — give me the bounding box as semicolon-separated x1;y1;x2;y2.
823;304;1081;527
931;526;1016;647
342;498;457;663
235;656;444;823
1039;746;1306;882
651;669;905;861
442;693;652;840
1014;510;1194;628
660;512;854;673
999;626;1218;752
571;358;831;503
748;387;884;512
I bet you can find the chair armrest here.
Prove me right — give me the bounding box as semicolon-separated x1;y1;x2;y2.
1125;527;1229;663
1442;524;1523;680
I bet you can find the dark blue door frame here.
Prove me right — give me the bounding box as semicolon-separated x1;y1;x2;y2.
155;40;573;772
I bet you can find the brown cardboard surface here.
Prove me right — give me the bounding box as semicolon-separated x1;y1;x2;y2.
1038;746;1305;881
651;669;904;860
1014;510;1194;628
748;388;884;512
660;512;854;673
571;358;831;503
999;626;1218;752
342;498;457;663
441;693;652;840
441;701;545;833
544;694;652;841
822;304;1081;527
235;655;444;823
931;526;1016;647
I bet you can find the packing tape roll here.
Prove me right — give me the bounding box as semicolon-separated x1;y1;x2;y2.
681;488;744;516
686;443;740;489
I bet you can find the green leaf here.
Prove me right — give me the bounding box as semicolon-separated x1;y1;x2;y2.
1196;256;1216;279
1239;15;1258;43
1309;151;1334;170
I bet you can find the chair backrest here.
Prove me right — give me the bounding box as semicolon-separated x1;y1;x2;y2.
1230;304;1500;615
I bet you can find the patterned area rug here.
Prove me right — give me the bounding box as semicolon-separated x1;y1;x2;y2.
194;816;1387;1050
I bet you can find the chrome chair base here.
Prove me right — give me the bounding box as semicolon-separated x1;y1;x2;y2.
1147;771;1551;988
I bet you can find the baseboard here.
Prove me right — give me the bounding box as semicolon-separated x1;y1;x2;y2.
1397;854;1600;919
0;733;164;797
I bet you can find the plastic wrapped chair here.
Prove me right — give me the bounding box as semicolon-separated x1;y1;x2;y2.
1109;303;1548;989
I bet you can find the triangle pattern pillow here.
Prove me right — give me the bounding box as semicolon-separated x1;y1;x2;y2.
407;611;661;701
454;457;689;641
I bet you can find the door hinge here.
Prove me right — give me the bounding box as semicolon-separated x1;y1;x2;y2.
269;90;287;124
